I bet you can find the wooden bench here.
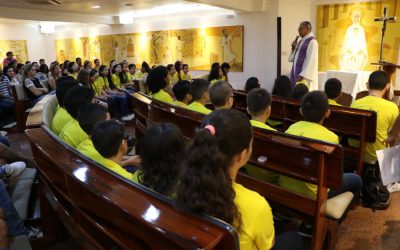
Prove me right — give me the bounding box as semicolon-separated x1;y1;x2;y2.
26;125;239;249
132;94;352;250
9;84;32;132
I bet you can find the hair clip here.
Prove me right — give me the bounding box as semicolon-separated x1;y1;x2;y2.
204;125;216;135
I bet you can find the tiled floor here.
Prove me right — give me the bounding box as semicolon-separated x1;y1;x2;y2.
7;129;400;250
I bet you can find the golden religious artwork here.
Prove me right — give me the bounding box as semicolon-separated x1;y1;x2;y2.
0;40;28;66
317;0;400;72
55;25;244;71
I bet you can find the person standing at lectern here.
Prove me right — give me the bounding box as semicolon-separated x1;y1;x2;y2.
289;21;318;90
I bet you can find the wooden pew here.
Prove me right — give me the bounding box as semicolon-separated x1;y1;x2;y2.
10;84;32;132
26;126;239;249
132;94;351;250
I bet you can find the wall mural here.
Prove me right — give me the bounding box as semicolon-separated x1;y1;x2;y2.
0;40;28;66
55;25;244;71
316;0;400;72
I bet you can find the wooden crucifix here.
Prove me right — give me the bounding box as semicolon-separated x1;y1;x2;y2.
374;7;396;63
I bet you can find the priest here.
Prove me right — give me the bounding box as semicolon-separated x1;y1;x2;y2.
289;21;318;90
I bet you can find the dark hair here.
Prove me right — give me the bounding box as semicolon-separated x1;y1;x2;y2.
209;80;233;108
55;78;78;106
76;57;82;63
63;86;95;118
176;109;252;230
98;65;107;78
221;62;230;72
94;59;100;64
189;78;210;101
77;70;90;87
208;63;221;82
67;62;76;73
147;65;168;94
141;61;150;73
6;51;12;56
174;61;182;81
39;59;45;63
272;75;292;97
92;120;124;158
139;123;185;196
173;80;191;101
128;63;136;70
77;103;108;135
291;83;309;100
83;60;91;69
119;62;129;84
39;64;49;74
2;66;12;77
182;64;188;69
16;63;24;71
244;77;260;92
301;91;329;123
368;70;388;90
247;88;272;117
166;64;174;71
324;78;342;99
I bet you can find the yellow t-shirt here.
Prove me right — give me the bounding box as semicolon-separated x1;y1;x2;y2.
266;119;282;127
182;73;192;80
246;120;279;183
210;79;219;85
328;99;342;106
126;72;133;82
51;106;72;136
279;121;339;199
172;72;182;84
97;157;136;181
134;71;146;80
77;138;105;163
59;119;89;149
152;89;174;104
96;77;109;90
250;120;277;131
349;96;399;163
69;72;78;80
112;74;122;88
188;101;212;115
233;182;275;250
173;100;188;108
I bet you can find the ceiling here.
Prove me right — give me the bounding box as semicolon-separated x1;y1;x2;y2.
0;0;268;25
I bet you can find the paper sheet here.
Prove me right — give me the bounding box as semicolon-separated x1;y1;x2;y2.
376;145;400;186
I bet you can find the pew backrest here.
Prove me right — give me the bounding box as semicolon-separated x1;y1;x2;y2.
27;126;239;249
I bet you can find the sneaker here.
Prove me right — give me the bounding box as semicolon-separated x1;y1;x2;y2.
387;182;400;193
121;114;135;121
1;161;26;179
28;226;43;239
297;222;313;238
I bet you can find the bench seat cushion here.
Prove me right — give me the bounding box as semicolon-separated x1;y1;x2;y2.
325;191;353;219
9;235;32;250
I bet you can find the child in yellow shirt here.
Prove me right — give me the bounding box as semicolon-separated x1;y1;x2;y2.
147;65;174;104
91;120;141;181
181;64;192;80
51;78;78;135
188;79;212;115
59;86;95;148
209;80;233;110
172;80;192;108
324;78;343;106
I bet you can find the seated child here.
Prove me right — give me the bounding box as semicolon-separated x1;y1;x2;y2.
77;103;141;169
244;77;260;92
147;65;174;104
188;79;212;115
172;80;191;108
280;91;362;237
134;123;184;197
350;71;399;164
91;120;139;181
246;88;279;183
279;91;362;200
324;78;342;106
51;77;78;135
247;88;276;131
272;75;292;98
181;64;192;80
59;86;95;148
209;80;233;110
291;83;309;100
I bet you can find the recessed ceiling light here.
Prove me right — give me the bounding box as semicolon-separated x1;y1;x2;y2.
91;5;101;9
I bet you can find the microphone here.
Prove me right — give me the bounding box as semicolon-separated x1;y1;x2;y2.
295;35;299;42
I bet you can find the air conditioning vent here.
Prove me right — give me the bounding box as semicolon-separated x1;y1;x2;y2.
18;0;64;5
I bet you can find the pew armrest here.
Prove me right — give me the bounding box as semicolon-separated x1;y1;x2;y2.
325;191;353;220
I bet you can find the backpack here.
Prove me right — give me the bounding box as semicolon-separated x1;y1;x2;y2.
361;162;390;210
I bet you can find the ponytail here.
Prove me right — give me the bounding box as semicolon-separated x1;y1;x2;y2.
176;128;239;227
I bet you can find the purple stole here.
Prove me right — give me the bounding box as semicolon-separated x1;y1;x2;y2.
290;36;315;86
